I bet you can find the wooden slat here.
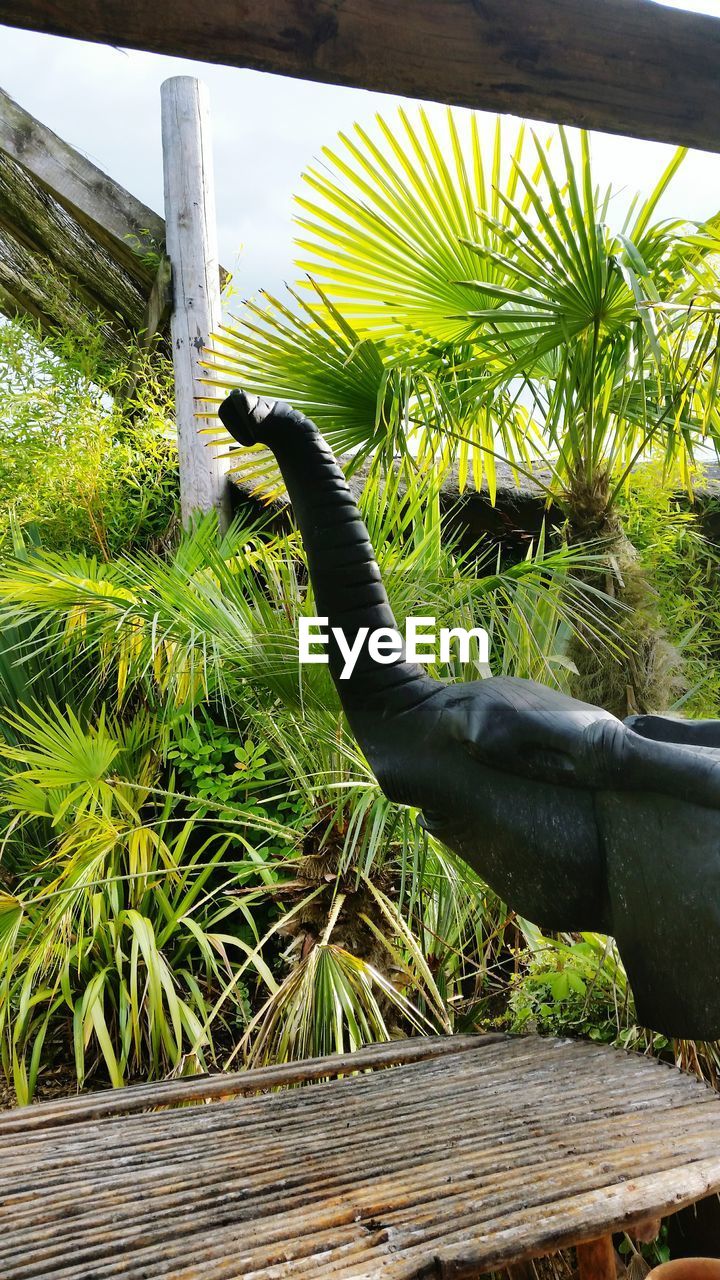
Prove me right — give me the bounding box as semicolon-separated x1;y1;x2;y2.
1;0;720;152
0;147;156;360
0;86;229;366
0;1033;498;1133
1;1036;720;1276
142;255;173;348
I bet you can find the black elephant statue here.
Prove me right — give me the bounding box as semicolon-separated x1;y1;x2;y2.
219;389;720;1040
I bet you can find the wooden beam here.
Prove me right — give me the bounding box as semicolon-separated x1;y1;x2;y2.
2;0;720;152
161;76;230;529
0;86;163;276
118;257;173;404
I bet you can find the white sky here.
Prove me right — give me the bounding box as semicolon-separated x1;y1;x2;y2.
1;0;720;302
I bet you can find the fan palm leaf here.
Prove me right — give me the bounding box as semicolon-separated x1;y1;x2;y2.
293;108;537;345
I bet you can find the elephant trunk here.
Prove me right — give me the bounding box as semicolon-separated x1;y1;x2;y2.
219;392;439;729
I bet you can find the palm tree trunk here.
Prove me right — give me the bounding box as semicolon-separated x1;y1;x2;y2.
565;475;682;718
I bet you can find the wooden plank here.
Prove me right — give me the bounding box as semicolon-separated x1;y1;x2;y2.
1;0;720;152
0;88;228;300
577;1235;617;1280
1;1038;720;1277
161;76;230;527
0;85;163;276
0;1033;500;1133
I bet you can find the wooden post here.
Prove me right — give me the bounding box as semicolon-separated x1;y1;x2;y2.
577;1235;617;1280
161;75;230;530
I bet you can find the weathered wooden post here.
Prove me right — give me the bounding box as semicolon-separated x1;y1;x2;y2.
161;75;230;529
577;1235;616;1280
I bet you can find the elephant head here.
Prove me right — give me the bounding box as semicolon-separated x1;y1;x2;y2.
220;389;720;1039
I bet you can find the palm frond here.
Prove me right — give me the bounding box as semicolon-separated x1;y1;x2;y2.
293;109;536;345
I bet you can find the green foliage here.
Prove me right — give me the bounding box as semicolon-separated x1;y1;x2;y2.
167;715;271;817
0;481;619;1095
205;113;549;497
2;106;720;1118
460;131;702;504
207;109;720;723
209;110;720;515
507;927;653;1048
0;318;179;557
294;110;532;344
619;1228;672;1269
0;702;250;1102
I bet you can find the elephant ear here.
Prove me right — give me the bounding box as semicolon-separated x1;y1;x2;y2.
438;682;588;786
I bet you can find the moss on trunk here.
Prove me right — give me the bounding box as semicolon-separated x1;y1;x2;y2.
564;472;684;718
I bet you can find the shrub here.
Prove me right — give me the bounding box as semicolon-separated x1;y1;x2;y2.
0;703;251;1102
0;495;616;1094
0;318;179;557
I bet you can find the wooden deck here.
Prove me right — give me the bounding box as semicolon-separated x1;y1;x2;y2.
1;1034;720;1278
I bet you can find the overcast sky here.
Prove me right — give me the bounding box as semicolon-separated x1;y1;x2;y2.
2;0;720;303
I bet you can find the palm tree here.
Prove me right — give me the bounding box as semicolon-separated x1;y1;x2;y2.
205;109;720;716
458;130;718;714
